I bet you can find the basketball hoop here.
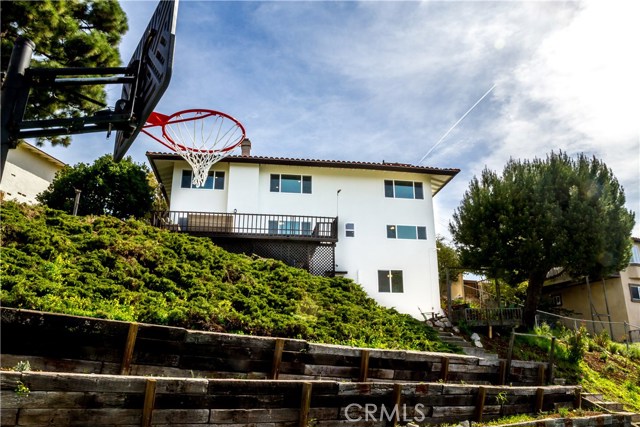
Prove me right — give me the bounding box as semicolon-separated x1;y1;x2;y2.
142;108;246;187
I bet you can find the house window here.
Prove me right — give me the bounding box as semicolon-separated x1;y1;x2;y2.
270;174;312;193
386;225;427;240
345;223;355;237
270;174;311;194
268;220;312;236
630;284;640;302
384;180;424;199
631;245;640;264
181;170;224;189
378;270;404;293
551;295;563;306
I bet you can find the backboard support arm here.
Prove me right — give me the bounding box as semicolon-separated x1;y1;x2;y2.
1;39;142;182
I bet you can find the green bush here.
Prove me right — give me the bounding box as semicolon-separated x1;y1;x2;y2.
0;201;454;353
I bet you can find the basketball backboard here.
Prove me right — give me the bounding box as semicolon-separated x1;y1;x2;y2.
113;0;179;161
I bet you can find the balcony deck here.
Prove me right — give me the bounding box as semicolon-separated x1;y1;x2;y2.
151;211;338;242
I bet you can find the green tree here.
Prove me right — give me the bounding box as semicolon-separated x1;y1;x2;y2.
436;236;460;295
37;155;154;219
449;151;635;328
1;0;128;146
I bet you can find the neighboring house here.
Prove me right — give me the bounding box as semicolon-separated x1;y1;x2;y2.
147;142;459;319
0;141;65;204
541;237;640;342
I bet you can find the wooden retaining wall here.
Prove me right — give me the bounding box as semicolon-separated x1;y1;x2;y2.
1;371;583;426
1;308;547;386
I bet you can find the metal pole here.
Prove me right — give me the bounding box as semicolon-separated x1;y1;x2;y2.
601;278;614;339
73;189;82;216
446;268;452;320
585;276;595;334
1;37;35;182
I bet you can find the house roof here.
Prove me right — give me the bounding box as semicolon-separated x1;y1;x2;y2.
146;152;460;203
18;141;66;169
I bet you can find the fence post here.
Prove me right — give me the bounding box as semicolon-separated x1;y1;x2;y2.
141;379;157;427
358;350;370;382
440;357;450;383
391;383;402;427
120;323;139;375
473;386;487;422
270;338;285;380
299;382;313;427
498;360;507;385
534;388;545;413
546;337;556;384
505;331;516;384
624;322;630;349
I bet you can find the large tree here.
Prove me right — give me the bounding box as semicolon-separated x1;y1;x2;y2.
1;0;128;146
37;155;154;219
449;151;635;328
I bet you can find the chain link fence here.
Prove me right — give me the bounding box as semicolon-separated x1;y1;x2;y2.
535;309;640;343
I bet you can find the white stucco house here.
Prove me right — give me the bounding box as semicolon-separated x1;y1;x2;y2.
0;141;65;204
147;140;459;319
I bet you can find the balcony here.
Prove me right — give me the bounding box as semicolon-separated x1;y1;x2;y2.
151;211;338;242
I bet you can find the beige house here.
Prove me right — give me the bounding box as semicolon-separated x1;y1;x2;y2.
541;237;640;342
0;142;65;204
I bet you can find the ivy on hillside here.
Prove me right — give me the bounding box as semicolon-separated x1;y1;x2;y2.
0;201;453;352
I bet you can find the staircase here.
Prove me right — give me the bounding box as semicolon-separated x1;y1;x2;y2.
582;393;640;426
423;314;499;359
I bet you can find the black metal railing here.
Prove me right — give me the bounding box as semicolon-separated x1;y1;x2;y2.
151;211;338;241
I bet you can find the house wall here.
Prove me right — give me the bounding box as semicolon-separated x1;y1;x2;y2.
619;260;640;329
0;144;63;204
166;160;442;319
547;279;632;341
543;240;640;341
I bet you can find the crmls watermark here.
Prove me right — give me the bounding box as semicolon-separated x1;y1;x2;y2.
344;403;427;422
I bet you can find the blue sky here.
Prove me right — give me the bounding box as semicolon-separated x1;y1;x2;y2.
47;0;640;240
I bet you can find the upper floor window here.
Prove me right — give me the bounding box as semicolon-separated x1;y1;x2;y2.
378;270;404;293
386;225;427;240
345;223;355;237
181;170;224;189
630;284;640;302
384;180;424;199
631;245;640;264
270;174;312;194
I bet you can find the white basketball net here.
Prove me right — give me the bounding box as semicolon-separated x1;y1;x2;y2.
143;110;245;187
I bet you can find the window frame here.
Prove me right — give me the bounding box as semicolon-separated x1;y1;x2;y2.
386;225;427;240
631;245;640;264
270;174;312;194
378;270;404;293
181;170;225;190
383;180;424;200
345;223;355;237
630;284;640;302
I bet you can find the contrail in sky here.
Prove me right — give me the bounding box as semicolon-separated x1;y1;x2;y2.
418;83;496;165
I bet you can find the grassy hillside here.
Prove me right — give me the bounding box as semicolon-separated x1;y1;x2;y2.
0;201;453;352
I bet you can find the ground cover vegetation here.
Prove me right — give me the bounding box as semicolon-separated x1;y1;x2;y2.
481;324;640;413
0;201;452;352
449;151;635;328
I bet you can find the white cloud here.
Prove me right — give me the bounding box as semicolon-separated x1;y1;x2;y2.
44;0;639;238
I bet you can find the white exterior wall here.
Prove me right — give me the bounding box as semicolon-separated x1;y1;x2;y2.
165;160;443;319
169;160;230;212
0;144;64;204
